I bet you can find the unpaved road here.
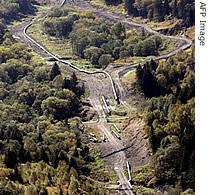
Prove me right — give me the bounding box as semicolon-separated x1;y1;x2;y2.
86;76;133;194
10;0;192;194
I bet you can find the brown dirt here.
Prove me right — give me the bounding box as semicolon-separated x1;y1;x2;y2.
121;118;152;167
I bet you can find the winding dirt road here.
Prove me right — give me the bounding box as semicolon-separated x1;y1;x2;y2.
68;0;192;101
10;0;192;194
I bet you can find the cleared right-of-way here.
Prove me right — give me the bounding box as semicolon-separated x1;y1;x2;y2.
11;1;193;194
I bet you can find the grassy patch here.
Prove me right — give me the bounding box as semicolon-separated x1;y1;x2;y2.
159;38;179;55
88;149;118;184
130;164;161;194
112;56;153;66
145;18;181;31
27;22;72;56
186;26;195;40
27;19;96;71
90;0;126;15
31;51;46;64
121;70;136;86
134;185;161;195
90;0;105;7
132;164;154;185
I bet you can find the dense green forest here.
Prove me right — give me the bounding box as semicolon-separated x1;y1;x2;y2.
42;8;172;68
104;0;194;27
0;39;109;194
135;50;194;193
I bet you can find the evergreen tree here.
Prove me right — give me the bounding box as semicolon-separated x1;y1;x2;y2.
124;0;138;16
49;62;61;81
105;0;122;5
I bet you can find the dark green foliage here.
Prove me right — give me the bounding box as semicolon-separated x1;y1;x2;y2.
109;0;194;27
111;22;125;39
149;98;194;189
0;21;6;43
136;61;161;97
0;187;17;195
0;43;31;64
0;59;32;84
4;140;22;168
41;89;79;120
98;54;112;68
49;62;61;80
153;143;183;182
124;0;138;16
0;0;35;42
105;0;122;6
84;46;105;66
136;51;195;100
48;7;69;17
133;36;161;57
139;51;195;192
72;36;90;58
43;14;80;38
135;0;194;26
153;0;164;20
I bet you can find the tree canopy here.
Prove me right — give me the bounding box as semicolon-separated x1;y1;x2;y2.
0;36;107;194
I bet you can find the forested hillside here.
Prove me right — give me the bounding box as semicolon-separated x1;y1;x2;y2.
135;49;194;193
104;0;194;27
0;37;109;194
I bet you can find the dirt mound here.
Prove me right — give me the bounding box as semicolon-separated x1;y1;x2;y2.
122;118;152;167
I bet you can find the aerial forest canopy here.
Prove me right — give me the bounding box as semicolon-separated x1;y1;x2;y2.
135;50;195;192
0;0;195;194
0;39;108;194
0;2;108;192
